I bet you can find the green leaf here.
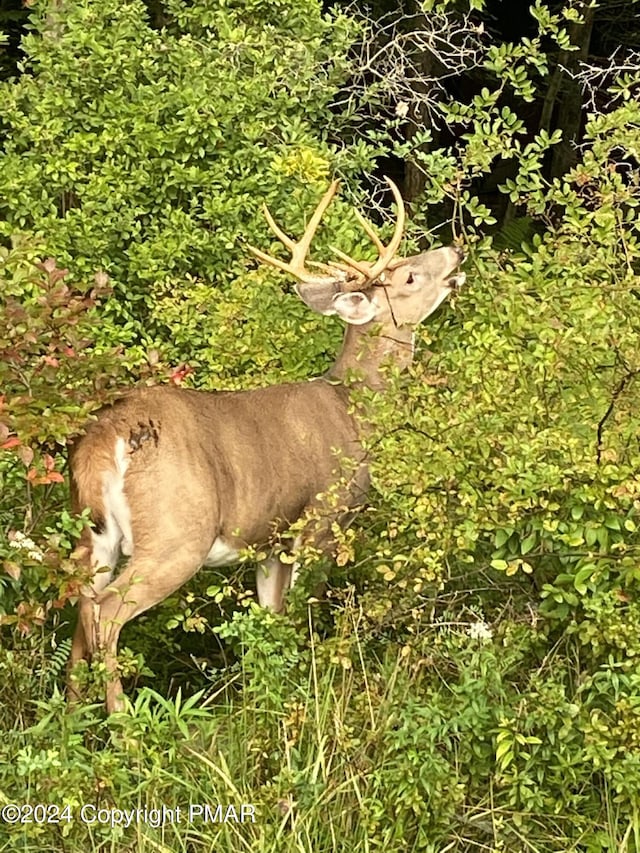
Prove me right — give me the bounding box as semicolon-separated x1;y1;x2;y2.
573;564;596;595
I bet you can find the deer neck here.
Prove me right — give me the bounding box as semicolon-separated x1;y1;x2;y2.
325;322;414;391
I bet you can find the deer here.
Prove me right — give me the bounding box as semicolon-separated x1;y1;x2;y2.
67;178;465;712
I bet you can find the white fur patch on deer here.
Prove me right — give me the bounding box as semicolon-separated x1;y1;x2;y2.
204;538;240;567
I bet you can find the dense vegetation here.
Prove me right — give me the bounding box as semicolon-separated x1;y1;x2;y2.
1;0;639;850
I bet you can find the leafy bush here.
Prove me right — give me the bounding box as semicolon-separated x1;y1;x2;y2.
1;0;640;850
0;0;368;354
343;97;640;845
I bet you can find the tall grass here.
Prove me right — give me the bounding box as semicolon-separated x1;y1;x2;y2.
0;597;637;852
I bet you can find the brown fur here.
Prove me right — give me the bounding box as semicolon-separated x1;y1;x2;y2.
71;381;364;551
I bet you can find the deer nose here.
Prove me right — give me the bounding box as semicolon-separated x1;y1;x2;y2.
453;245;466;262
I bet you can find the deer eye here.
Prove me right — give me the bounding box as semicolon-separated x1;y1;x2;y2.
406;273;414;285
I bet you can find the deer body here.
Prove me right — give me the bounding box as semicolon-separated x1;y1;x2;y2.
71;379;363;580
68;180;464;711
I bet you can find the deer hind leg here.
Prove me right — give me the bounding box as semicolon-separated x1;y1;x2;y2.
67;520;122;701
87;548;206;713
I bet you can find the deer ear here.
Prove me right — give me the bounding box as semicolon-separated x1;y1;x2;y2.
294;280;342;315
331;292;377;325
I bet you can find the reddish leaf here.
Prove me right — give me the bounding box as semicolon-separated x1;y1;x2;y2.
50;269;69;285
1;437;21;450
16;602;46;635
170;363;194;386
45;471;65;484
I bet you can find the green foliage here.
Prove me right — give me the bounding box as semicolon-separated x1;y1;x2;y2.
2;608;637;851
344;95;640;846
1;1;640;850
353;0;603;242
0;0;366;355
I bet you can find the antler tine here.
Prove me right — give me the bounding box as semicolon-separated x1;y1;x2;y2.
293;179;340;271
261;205;296;252
353;209;386;255
329;246;372;278
247;244;298;276
248;180;341;282
365;177;406;281
326;177;406;285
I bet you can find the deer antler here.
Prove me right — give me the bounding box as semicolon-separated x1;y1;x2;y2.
330;177;406;283
248;180;345;283
249;177;406;286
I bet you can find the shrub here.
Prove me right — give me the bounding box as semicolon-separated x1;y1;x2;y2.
1;1;639;850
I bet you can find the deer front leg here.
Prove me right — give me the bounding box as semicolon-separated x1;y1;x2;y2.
256;554;292;613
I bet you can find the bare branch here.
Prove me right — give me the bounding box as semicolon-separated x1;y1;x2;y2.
565;48;640;110
333;3;487;131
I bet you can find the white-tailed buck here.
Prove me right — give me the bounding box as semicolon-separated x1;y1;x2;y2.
68;178;465;711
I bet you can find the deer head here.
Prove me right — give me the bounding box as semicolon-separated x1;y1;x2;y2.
249;178;465;334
